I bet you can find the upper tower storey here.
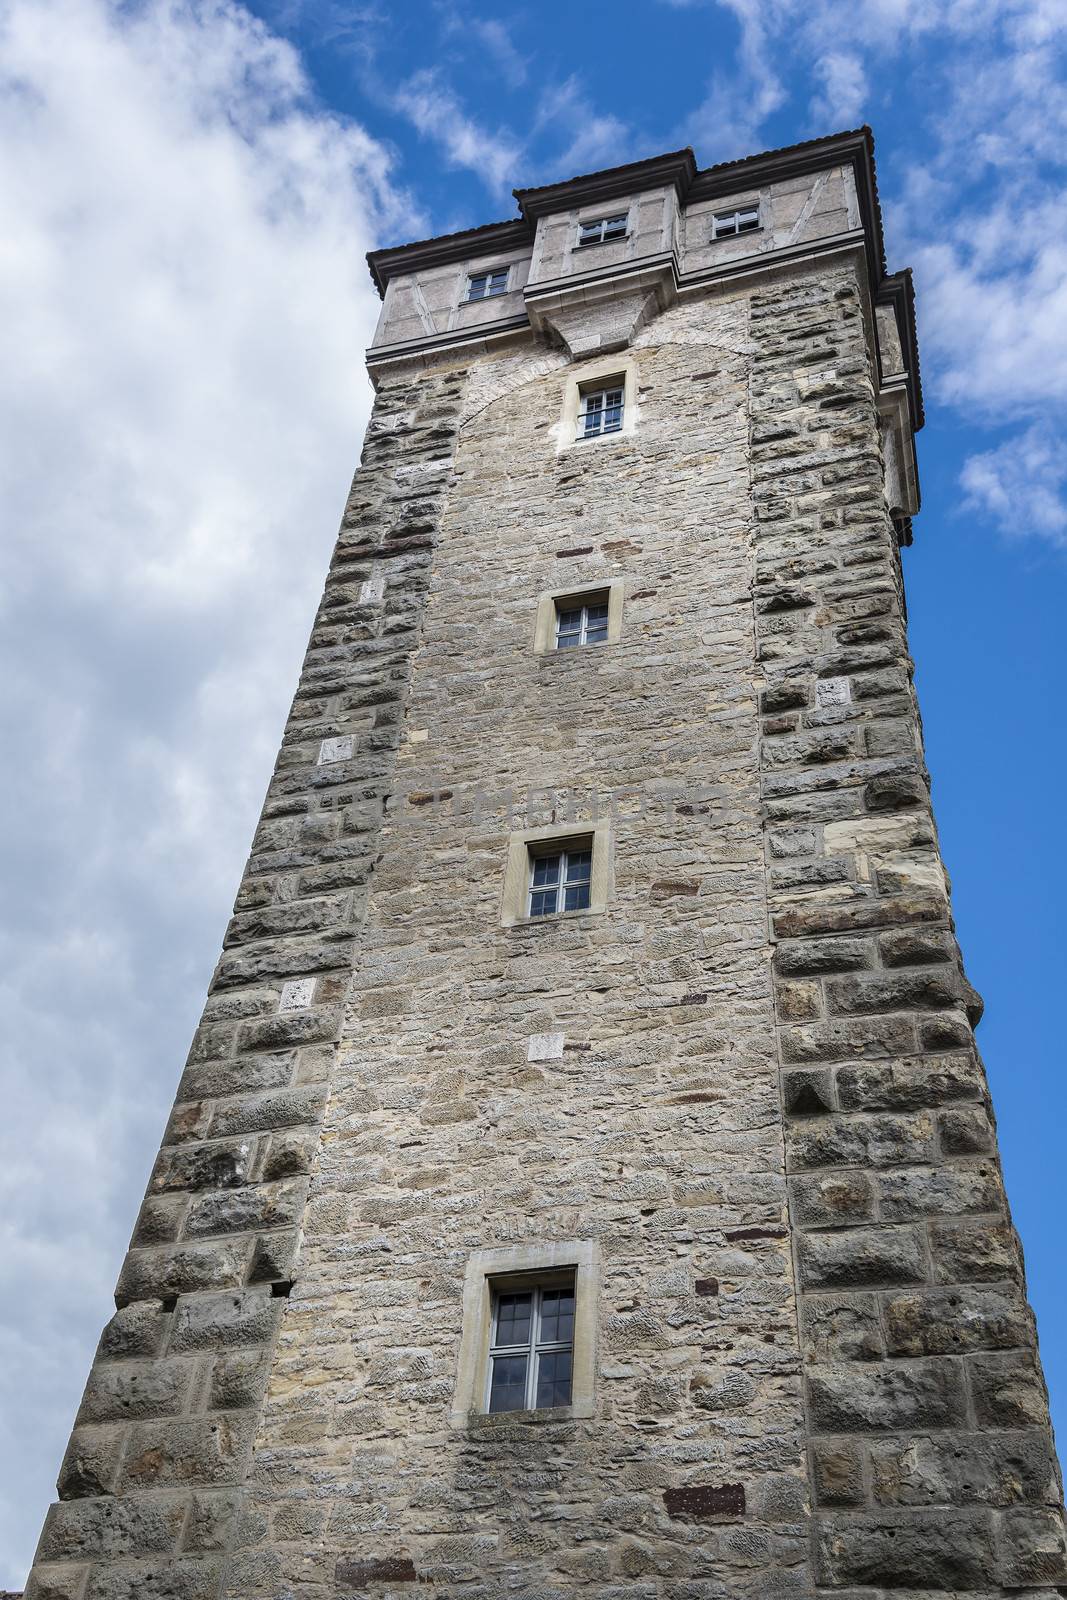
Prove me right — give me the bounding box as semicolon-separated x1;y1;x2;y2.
366;128;923;522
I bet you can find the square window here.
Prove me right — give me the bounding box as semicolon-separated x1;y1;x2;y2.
467;267;510;301
577;213;628;247
528;842;592;918
577;383;624;441
554;592;610;650
487;1274;576;1413
711;205;760;240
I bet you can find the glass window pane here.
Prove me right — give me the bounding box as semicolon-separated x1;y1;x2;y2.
538;1287;575;1341
557;607;582;632
529;889;557;917
495;1291;533;1345
531;854;560;887
535;1348;572;1409
564;881;591;912
604;216;626;237
565;851;591;881
586;602;609;621
556;630;581;647
489;1353;529;1412
585;623;608;644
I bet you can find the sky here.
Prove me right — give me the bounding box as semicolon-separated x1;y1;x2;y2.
1;0;1066;1579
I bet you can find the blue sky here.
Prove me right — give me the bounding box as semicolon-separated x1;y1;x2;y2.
1;0;1066;1580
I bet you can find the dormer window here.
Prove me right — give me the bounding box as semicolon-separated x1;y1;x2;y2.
711;205;760;239
467;268;509;301
577;214;628;247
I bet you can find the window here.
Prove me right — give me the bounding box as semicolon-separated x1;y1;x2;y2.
529;846;592;918
555;594;609;650
711;204;760;239
501;819;611;927
487;1275;575;1412
577;214;628;247
467;267;509;301
451;1240;597;1426
577;383;624;441
533;580;622;656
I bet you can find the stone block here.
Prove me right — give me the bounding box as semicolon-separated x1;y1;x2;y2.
827;969;959;1015
78;1359;195;1425
208;1349;270;1411
97;1304;167;1361
781;1068;834;1116
184;1178;306;1239
798;1224;926;1288
869;1429;1057;1507
24;1564;90;1600
38;1495;187;1559
815;1508;995;1587
236;1005;342;1053
836;1055;984;1111
774;937;872;975
149;1140;255;1196
183;1484;241;1548
969;1353;1054;1429
780;1015;916;1063
808;1358;966;1432
120;1413;258;1491
791;1171;874;1228
170;1289;281;1351
883;1287;1033;1356
995;1506;1067;1585
209;1086;326;1139
878;925;954;966
811;1438;866;1505
938;1106;993;1153
58;1424;126;1500
115;1241;249;1307
84;1559;223;1600
247;1228;300;1283
930;1219;1022;1284
876;1162;1003;1221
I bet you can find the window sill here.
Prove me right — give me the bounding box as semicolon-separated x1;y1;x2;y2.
572;235;630;251
465;1404;587;1436
509;905;606;929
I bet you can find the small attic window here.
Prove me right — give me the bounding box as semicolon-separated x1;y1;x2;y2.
467;268;509;301
577;215;628;247
711;204;760;239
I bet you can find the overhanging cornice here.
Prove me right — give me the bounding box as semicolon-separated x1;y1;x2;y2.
513;149;698;221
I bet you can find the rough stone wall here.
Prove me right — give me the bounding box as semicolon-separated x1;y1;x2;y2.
228;291;814;1597
25;368;466;1600
750;264;1067;1592
26;243;1067;1600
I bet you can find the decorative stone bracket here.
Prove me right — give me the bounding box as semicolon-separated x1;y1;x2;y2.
524;255;677;358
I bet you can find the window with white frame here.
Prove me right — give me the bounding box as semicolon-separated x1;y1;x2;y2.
577;382;624;441
467;267;509;301
528;844;592;917
555;593;609;650
487;1274;575;1412
711;204;760;239
577;214;628;247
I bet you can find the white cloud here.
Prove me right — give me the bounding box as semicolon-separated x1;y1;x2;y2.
961;426;1067;543
810;49;869;126
391;67;523;196
0;0;413;1579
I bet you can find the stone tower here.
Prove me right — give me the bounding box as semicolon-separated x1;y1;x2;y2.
26;129;1067;1599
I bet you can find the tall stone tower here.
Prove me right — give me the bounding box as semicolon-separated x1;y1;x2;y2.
26;129;1067;1599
